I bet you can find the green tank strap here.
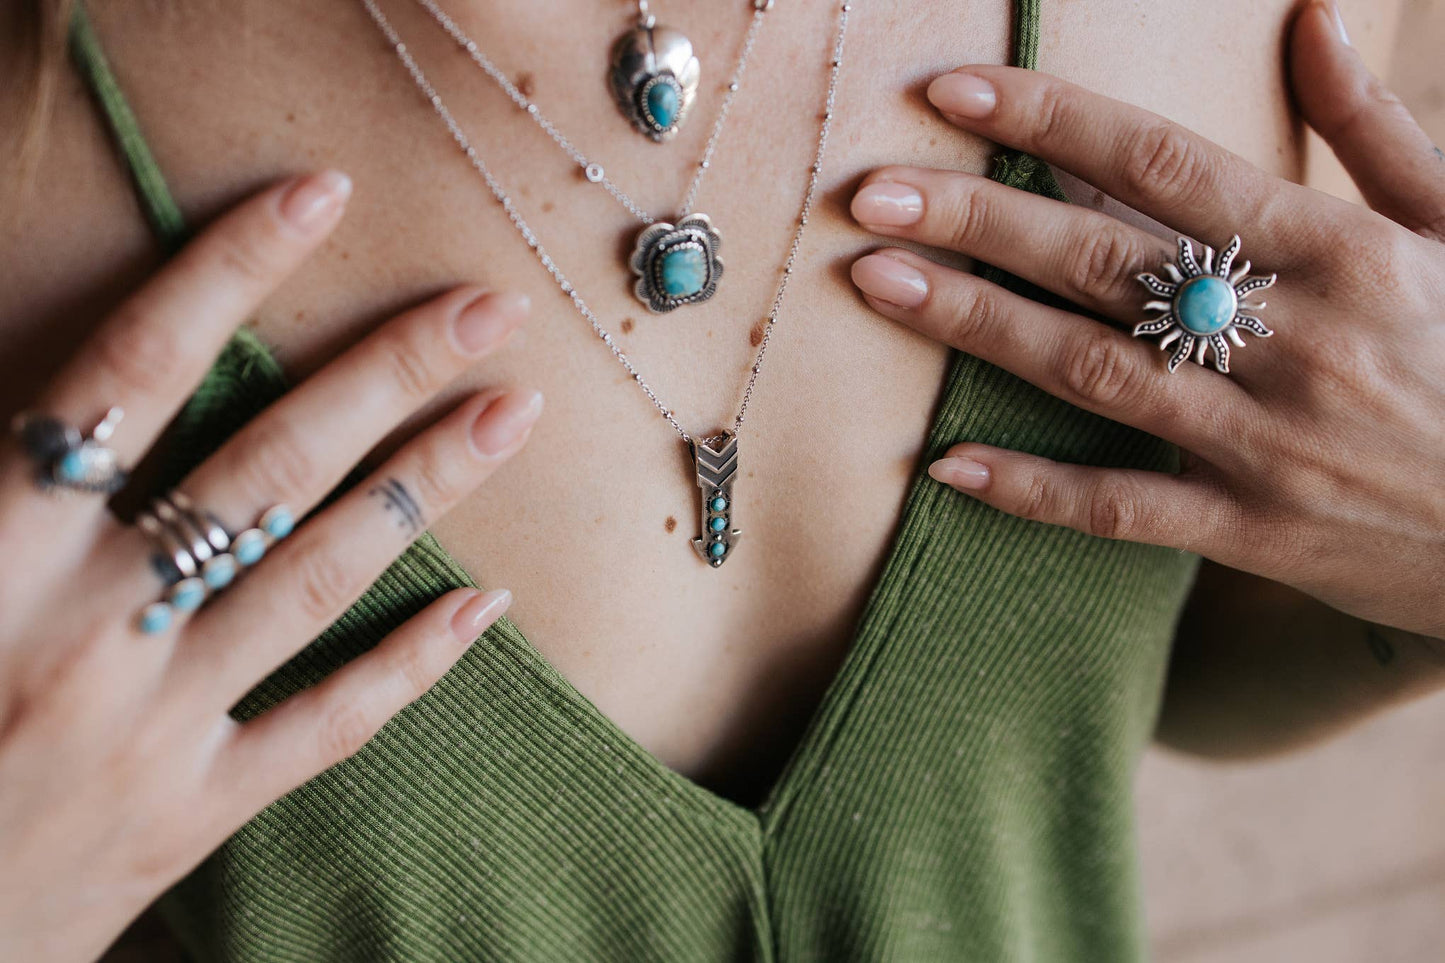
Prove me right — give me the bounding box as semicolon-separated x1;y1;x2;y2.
68;1;188;253
997;0;1067;205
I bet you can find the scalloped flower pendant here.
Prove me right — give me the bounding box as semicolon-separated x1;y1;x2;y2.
630;213;724;313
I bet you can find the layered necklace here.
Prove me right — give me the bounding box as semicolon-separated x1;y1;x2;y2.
361;0;853;567
413;0;773;313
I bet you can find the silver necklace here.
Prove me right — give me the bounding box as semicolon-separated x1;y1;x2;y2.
413;0;773;314
361;0;852;567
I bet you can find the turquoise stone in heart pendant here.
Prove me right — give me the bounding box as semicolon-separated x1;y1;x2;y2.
608;20;700;143
630;213;724;312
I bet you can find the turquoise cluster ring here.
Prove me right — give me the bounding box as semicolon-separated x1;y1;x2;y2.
10;406;128;495
1134;236;1276;374
135;494;295;635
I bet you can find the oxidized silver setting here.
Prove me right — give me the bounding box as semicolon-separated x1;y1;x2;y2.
691;431;741;567
1135;235;1276;374
11;406;128;494
630;213;724;313
608;18;700;142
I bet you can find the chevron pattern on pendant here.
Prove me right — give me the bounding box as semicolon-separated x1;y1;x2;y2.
693;435;738;490
689;431;742;567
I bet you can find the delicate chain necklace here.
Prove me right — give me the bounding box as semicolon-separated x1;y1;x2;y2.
361;0;853;567
413;0;773;314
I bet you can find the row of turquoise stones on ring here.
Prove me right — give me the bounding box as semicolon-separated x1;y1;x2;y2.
705;492;730;558
138;505;296;634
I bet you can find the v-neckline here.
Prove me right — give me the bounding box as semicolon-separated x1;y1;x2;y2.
410;349;982;838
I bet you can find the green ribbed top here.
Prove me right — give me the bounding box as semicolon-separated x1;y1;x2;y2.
73;2;1199;959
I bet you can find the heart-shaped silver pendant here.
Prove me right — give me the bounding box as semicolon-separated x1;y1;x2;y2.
608;19;700;143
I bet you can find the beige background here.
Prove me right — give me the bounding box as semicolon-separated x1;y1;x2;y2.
99;2;1445;959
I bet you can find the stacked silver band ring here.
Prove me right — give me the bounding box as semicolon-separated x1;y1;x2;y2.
135;493;296;635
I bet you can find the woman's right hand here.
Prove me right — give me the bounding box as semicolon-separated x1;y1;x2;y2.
0;171;541;962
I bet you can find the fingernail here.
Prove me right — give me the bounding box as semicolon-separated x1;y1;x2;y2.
852;181;925;227
851;253;929;308
929;457;990;491
280;169;352;228
450;588;512;641
471;388;544;456
454;290;530;355
1327;1;1351;45
927;72;998;119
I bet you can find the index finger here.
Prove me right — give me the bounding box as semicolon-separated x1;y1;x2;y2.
35;170;352;468
926;66;1303;250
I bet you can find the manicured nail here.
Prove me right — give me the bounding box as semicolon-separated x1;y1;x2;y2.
280;169;352;228
1327;1;1351;45
852;181;925;227
929;457;990;491
927;72;998;119
851;253;929;308
471;388;544;456
450;588;512;641
455;290;529;355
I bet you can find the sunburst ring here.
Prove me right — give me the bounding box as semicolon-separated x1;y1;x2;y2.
1133;235;1276;375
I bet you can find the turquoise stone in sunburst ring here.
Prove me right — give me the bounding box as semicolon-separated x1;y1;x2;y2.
661;246;708;299
1174;276;1238;336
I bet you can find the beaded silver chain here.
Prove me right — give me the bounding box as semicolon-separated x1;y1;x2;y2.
360;0;850;446
412;0;771;226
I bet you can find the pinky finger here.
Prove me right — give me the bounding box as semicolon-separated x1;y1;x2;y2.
214;586;510;810
928;443;1233;555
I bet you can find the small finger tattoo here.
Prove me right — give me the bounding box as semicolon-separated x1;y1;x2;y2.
370;477;425;537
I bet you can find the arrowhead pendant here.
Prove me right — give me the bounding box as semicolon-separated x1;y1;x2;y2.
689;431;741;567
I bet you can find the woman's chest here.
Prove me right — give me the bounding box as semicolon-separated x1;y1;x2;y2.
15;0;1381;797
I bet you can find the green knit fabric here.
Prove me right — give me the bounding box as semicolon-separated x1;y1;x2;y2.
73;1;1199;959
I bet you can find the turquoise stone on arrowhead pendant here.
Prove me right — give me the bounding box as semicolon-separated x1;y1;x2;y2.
661;246;708;299
1174;276;1238;336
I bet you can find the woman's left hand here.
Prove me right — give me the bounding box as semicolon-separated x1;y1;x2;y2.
849;3;1445;640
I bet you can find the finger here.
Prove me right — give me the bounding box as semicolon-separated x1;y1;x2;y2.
851;165;1174;320
925;67;1308;250
35;171;353;468
173;387;541;707
850;248;1253;452
1291;1;1445;238
179;285;526;536
213;587;510;815
927;442;1235;555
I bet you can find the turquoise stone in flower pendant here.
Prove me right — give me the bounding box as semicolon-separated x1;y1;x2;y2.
630;213;724;313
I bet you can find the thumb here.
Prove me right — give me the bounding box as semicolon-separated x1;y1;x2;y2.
1291;0;1445;238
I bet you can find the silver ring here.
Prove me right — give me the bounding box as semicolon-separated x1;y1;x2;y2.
1134;235;1276;374
167;492;233;556
133;500;295;635
137;511;199;580
152;497;215;565
10;406;128;494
